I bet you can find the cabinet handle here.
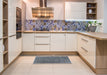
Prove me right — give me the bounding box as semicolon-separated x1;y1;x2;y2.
35;36;49;38
9;34;16;37
81;38;88;42
35;44;50;45
81;47;88;52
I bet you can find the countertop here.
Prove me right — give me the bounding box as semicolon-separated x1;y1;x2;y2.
22;31;107;40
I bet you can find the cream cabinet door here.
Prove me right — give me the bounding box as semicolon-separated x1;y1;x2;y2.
66;34;77;51
51;33;66;51
22;33;35;51
0;52;3;73
8;0;16;36
65;2;86;19
0;40;3;72
8;36;17;64
88;37;96;68
0;0;3;38
16;38;22;55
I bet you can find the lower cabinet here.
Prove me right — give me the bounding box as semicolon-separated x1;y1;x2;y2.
35;45;50;51
78;34;96;68
16;38;22;54
22;33;78;52
35;33;50;51
0;40;3;73
66;33;77;51
8;36;17;63
51;33;66;51
22;33;35;51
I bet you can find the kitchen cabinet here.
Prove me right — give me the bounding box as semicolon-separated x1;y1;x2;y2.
65;2;86;19
0;40;3;73
35;33;50;51
0;0;3;38
66;34;77;51
8;0;16;36
8;36;17;63
47;0;64;20
51;33;66;51
78;34;96;68
22;33;35;51
16;38;22;55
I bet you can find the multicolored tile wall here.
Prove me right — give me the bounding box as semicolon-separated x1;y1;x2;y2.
25;20;91;31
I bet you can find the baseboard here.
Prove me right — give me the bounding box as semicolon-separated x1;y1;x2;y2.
0;52;22;75
78;52;96;73
21;51;78;56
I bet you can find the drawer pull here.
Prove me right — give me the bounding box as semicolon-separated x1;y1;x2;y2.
81;38;88;42
9;34;16;37
36;44;50;45
35;36;49;38
81;47;88;52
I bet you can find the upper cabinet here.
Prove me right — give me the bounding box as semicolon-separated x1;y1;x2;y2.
0;0;3;38
87;3;97;19
48;0;64;20
65;2;87;20
24;0;97;20
8;0;16;36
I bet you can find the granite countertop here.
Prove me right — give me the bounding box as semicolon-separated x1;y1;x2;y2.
22;31;107;40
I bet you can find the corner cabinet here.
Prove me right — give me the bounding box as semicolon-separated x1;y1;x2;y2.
51;33;66;51
0;40;3;73
78;34;96;68
22;33;35;51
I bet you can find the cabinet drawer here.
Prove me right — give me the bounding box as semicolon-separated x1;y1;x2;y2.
35;37;50;44
35;45;50;51
80;46;89;61
35;33;50;37
80;35;90;49
81;46;89;55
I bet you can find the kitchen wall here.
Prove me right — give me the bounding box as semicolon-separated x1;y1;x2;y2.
94;0;104;20
66;0;94;2
22;1;26;31
47;0;65;20
94;0;104;32
104;0;107;33
23;0;94;20
23;0;39;20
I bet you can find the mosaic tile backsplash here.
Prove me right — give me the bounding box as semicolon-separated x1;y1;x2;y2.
25;20;92;31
